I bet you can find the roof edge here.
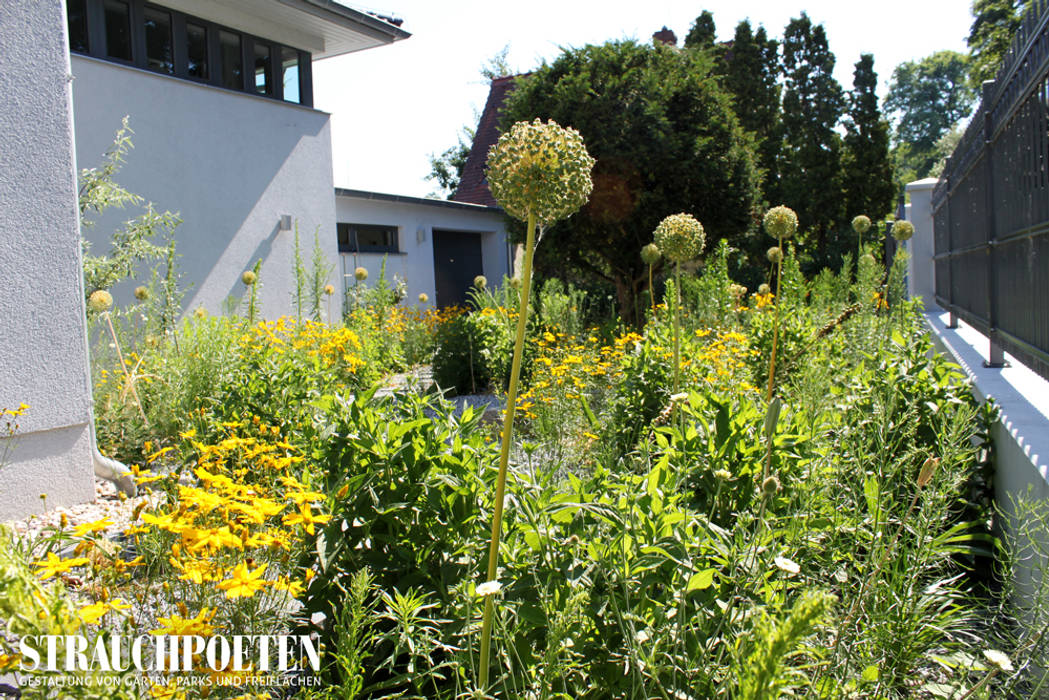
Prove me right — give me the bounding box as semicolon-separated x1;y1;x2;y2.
335;187;504;213
277;0;411;43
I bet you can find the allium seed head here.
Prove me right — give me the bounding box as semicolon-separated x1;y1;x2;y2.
241;270;257;286
767;246;784;264
323;284;335;296
763;206;798;240
641;243;662;266
133;285;149;301
486;118;595;226
653;213;705;263
761;475;781;496
852;215;872;234
508;277;521;289
354;267;368;281
418;293;429;304
758;283;771;295
474;275;487;290
87;290;113;313
891;220;915;241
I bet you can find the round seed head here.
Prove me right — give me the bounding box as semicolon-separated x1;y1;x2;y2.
508;277;521;289
653;213;705;263
758;283;771;295
323;284;335;296
354;266;368;281
241;270;257;286
418;293;429;304
852;215;872;234
485;118;595;226
133;285;149;301
473;275;487;290
767;246;784;264
87;290;113;313
761;475;781;496
763;206;798;240
891;220;915;241
641;243;662;266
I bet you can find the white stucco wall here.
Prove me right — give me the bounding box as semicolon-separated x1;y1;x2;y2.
71;55;340;319
0;0;96;520
334;192;509;308
905;178;939;308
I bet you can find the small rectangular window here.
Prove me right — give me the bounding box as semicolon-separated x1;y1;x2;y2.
254;43;272;95
186;22;208;80
103;0;132;61
281;47;301;103
68;0;89;53
337;223;398;253
144;7;173;74
220;30;242;90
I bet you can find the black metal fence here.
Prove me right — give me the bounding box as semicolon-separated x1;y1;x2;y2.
932;0;1049;381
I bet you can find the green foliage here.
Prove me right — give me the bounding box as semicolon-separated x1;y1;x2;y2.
968;0;1034;88
683;10;716;49
843;54;896;224
309;229;334;322
432;309;513;395
500;39;761;324
426;125;473;199
885;51;975;181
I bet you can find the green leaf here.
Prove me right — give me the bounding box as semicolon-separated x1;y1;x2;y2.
687;568;717;592
863;476;880;517
861;665;879;683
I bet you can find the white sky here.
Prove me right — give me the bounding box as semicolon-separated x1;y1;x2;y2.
312;0;973;199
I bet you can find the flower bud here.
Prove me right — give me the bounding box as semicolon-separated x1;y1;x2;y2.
767;246;784;264
761;475;781;496
134;286;149;301
418;293;429;304
323;284;335;296
758;283;771;295
241;270;257;285
641;243;662;266
354;267;368;281
473;275;487;290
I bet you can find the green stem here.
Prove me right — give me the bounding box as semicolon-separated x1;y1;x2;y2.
478;210;537;691
765;239;783;402
673;262;681;396
649;264;656;321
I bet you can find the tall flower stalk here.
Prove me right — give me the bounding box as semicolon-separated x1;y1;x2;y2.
478;118;594;690
652;214;705;402
762;206;798;401
641;243;662;321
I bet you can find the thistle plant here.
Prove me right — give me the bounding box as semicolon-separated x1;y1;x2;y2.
641;243;662;320
653;213;705;401
479;117;594;689
762;206;797;401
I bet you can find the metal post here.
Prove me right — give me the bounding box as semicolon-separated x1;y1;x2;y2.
983;79;1007;367
944;157;959;328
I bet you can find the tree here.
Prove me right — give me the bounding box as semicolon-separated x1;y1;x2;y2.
842;54;895;223
967;0;1032;87
778;13;846;258
715;20;781;197
500;40;761;323
884;51;975;181
684;10;716;50
426;126;473;198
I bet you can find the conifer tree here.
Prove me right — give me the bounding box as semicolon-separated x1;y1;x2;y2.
842;54;895;223
779;13;845;259
684;10;716;50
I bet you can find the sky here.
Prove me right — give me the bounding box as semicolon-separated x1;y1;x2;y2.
312;0;974;199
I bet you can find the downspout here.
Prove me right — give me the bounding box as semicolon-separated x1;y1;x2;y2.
91;419;136;497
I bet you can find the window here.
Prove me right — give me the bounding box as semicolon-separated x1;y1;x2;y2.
281;47;300;103
143;7;173;74
68;0;89;53
65;0;312;106
254;43;272;95
186;22;208;80
337;224;398;254
103;0;132;61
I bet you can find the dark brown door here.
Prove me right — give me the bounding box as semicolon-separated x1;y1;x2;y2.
432;230;483;307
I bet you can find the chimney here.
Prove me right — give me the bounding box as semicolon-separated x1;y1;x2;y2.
652;26;677;47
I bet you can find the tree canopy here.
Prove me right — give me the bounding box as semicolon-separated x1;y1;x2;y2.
967;0;1033;87
499;40;760;322
842;54;895;225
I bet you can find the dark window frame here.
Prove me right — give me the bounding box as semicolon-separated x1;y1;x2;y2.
337;223;400;254
67;0;312;107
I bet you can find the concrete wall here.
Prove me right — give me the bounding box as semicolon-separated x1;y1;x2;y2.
905;178;939;308
0;0;96;520
334;193;509;308
71;55;340;319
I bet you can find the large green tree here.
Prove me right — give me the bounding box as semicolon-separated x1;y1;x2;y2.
778;13;845;257
683;10;717;50
967;0;1034;87
884;51;975;182
500;40;760;322
842;54;895;223
714;20;781;198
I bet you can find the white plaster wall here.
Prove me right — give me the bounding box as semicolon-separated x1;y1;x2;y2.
71;56;340;320
0;0;96;519
334;195;509;308
905;178;939;309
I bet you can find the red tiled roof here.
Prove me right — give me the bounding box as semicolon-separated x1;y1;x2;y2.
451;75;520;207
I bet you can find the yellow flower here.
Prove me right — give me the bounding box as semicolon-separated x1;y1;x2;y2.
78;602;109;625
33;552;90;580
282;502;331;535
216;562;269;599
152;608;217;636
71;518;113;538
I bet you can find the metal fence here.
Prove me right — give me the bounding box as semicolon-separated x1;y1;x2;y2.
932;0;1049;381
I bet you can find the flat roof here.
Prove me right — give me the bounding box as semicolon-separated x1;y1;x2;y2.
335;187;504;213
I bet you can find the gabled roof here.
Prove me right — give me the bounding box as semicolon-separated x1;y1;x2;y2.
451;74;520;207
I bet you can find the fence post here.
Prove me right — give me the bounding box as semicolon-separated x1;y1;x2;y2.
983;79;1007;367
944;156;958;328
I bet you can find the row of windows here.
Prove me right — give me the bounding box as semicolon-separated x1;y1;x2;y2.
67;0;312;106
337;223;399;254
